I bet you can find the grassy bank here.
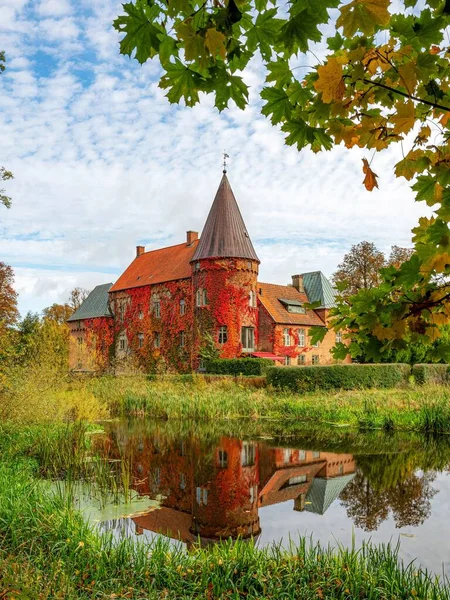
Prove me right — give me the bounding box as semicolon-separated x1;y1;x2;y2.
84;376;450;434
0;447;447;600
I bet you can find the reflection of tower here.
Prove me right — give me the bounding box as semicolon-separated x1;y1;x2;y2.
191;438;261;540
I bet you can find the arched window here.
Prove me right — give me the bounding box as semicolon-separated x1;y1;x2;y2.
202;288;208;305
180;299;186;315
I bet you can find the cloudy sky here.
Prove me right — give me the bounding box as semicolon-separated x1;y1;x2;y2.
0;0;423;317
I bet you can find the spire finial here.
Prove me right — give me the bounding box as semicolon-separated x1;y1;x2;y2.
223;150;229;174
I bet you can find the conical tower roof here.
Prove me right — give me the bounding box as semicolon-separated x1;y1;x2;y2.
192;173;259;262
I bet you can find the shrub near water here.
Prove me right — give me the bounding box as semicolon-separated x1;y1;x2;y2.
267;363;411;392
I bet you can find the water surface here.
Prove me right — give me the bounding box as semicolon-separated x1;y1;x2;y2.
89;419;450;576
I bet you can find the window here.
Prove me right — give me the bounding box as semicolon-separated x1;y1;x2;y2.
298;355;305;365
180;299;186;315
312;355;320;365
336;331;342;344
218;326;228;344
241;442;256;467
312;451;320;459
283;448;291;464
118;300;126;322
77;336;83;346
298;450;306;460
218;450;228;468
153;301;161;318
196;487;208;505
298;329;305;347
195;262;200;271
138;333;144;349
241;327;255;352
288;474;307;486
138;310;144;320
285;356;291;366
283;328;291;346
287;305;306;314
249;484;258;504
154;332;160;348
196;289;202;307
180;473;186;490
180;330;185;348
249;290;256;307
202;289;208;306
119;335;127;351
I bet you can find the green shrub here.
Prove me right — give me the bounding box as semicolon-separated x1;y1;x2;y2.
412;364;450;385
267;363;411;392
205;358;273;376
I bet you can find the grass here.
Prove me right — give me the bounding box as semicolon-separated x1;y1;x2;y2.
77;375;450;434
0;452;448;600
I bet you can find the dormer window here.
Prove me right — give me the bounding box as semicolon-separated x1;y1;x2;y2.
278;298;306;314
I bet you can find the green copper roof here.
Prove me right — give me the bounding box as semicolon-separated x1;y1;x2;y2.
302;271;336;309
67;283;113;322
305;474;355;515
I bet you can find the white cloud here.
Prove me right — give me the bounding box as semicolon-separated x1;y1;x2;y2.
37;0;73;17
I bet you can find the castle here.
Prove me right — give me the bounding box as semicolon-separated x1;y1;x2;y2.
68;171;343;372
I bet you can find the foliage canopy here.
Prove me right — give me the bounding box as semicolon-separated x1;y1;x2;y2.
114;0;450;360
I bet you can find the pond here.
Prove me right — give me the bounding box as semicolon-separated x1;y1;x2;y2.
85;419;450;577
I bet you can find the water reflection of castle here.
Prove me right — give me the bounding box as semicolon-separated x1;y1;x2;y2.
101;432;356;544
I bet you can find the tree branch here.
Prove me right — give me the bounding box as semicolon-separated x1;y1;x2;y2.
362;77;450;113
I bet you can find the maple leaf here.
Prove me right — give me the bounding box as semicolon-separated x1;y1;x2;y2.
261;87;292;124
398;62;418;95
362;158;379;191
205;27;227;60
391;100;415;135
176;21;208;65
337;0;390;38
113;3;161;64
159;61;201;106
314;58;345;103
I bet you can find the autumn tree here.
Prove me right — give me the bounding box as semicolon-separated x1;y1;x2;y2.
42;303;73;325
387;245;414;269
0;262;19;329
69;287;90;311
0;52;13;209
114;0;450;360
332;241;385;297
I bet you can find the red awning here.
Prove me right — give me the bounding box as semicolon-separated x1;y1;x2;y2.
251;352;283;362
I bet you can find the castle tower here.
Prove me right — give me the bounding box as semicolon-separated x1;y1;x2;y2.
191;172;260;362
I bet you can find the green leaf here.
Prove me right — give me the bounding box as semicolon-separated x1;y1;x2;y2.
282;118;332;151
261;86;292;123
159;60;202;106
412;175;437;205
279;10;322;56
265;59;293;87
113;2;162;64
246;9;283;60
327;31;344;51
309;326;328;345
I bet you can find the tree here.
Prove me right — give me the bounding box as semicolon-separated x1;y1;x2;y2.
332;241;385;298
387;245;414;269
42;303;73;325
114;0;450;360
0;52;13;209
69;287;90;311
0;262;19;329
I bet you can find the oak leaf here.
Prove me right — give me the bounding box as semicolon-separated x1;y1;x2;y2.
362;158;379;191
314;58;345;103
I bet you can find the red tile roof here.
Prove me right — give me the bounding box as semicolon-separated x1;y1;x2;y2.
110;240;199;293
257;282;325;326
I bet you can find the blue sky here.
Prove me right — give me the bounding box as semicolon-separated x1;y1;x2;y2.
0;0;424;317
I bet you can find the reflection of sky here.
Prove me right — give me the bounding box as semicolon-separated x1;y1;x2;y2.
257;471;450;578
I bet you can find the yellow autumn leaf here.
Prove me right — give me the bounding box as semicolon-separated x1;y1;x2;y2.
362;157;379;191
392;100;415;135
431;312;448;327
204;27;226;60
337;0;390;38
398;62;417;95
314;58;346;103
362;44;393;74
422;252;450;274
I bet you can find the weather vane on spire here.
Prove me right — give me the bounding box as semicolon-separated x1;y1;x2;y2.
223;150;229;174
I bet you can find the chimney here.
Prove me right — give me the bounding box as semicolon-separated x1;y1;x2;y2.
292;274;304;293
136;245;145;257
187;231;198;246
